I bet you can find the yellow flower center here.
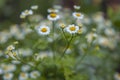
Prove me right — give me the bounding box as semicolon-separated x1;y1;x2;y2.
21;73;26;77
118;74;120;77
5;73;10;77
76;13;81;17
78;29;82;34
41;28;47;32
70;26;76;31
50;13;57;18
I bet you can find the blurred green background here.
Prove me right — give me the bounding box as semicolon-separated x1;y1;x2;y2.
0;0;120;80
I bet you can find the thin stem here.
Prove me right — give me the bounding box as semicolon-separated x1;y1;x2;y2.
78;52;88;64
60;34;74;59
52;21;55;59
75;46;89;66
61;29;68;42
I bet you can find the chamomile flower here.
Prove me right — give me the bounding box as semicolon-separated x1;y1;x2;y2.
73;12;84;19
7;45;15;51
73;5;80;10
3;73;13;80
59;23;66;29
65;24;79;34
86;32;97;43
20;9;33;18
53;5;62;10
31;5;38;10
21;65;30;72
19;72;29;80
114;72;120;80
30;71;41;79
0;68;3;74
47;12;60;21
38;25;50;35
2;64;16;73
47;8;59;13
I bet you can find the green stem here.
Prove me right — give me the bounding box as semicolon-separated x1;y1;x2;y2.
61;29;68;42
60;34;74;59
52;21;55;59
75;46;89;66
79;52;88;64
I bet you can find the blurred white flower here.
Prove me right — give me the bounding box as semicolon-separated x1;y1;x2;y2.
73;5;80;10
0;50;3;57
92;12;104;23
47;8;59;13
0;68;3;74
104;28;115;36
3;73;13;80
97;36;115;49
20;9;33;18
28;15;43;23
19;72;29;80
10;25;25;40
86;32;97;43
53;5;62;10
0;31;11;44
114;72;120;80
6;51;18;60
59;23;66;29
2;64;16;73
65;24;79;34
18;48;33;57
47;13;60;21
105;20;112;27
30;71;41;79
66;48;72;54
11;60;21;64
21;65;30;72
37;25;50;35
35;51;53;60
82;16;91;24
31;5;38;10
73;12;84;19
7;45;15;51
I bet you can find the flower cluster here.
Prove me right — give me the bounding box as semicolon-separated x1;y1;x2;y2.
20;5;38;19
0;4;120;80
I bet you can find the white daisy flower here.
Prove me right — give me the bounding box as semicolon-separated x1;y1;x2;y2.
73;5;80;10
7;45;15;51
114;72;120;80
20;9;33;18
73;12;84;19
65;24;79;34
31;5;38;10
11;60;21;64
18;48;33;57
59;23;66;29
30;71;41;79
19;72;29;80
53;5;62;10
3;73;13;80
38;25;50;35
2;64;16;73
47;8;59;13
47;13;60;21
20;15;26;19
22;10;33;16
86;32;97;43
21;65;30;72
0;68;3;74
